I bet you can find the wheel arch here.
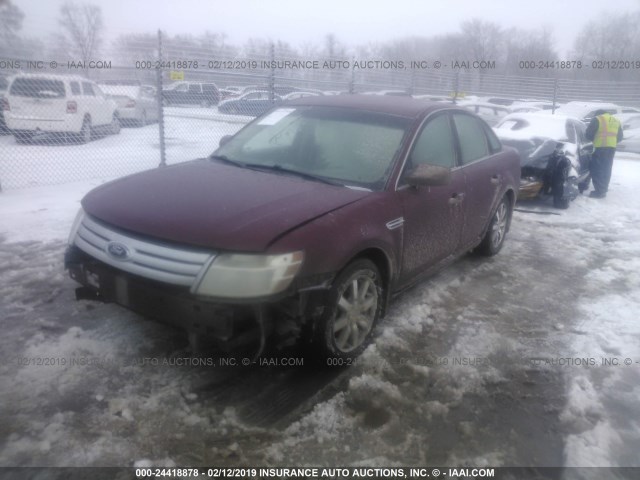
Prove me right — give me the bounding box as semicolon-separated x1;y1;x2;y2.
343;247;393;317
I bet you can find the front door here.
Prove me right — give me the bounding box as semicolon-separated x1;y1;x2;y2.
397;112;466;284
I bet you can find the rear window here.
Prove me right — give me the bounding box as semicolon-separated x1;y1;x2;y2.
10;78;66;99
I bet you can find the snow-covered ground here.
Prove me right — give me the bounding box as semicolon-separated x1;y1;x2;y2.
0;108;244;189
1;140;639;472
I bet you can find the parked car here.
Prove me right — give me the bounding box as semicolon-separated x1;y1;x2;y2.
101;85;158;127
554;101;621;125
362;90;411;97
0;75;9;134
618;114;640;154
162;81;220;107
140;85;157;98
494;112;592;208
217;90;282;116
65;95;519;360
4;74;120;144
458;102;512;126
281;91;322;101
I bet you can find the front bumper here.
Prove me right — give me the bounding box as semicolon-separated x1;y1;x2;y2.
5;116;82;133
65;246;330;345
66;245;262;341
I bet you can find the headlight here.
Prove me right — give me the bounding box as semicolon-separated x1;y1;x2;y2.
67;208;85;245
192;251;304;298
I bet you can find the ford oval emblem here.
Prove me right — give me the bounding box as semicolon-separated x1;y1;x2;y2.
106;241;131;260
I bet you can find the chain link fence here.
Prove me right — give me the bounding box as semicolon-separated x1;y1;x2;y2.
1;32;640;190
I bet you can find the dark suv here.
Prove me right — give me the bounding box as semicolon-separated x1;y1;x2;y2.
65;95;520;360
162;81;220;107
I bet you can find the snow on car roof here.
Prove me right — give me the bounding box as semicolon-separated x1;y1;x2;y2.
555;101;620;116
493;112;574;141
100;85;141;97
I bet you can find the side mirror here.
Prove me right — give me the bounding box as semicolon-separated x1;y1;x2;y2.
405;164;452;187
219;135;232;147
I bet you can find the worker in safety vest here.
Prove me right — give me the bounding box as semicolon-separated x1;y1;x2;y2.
584;109;623;199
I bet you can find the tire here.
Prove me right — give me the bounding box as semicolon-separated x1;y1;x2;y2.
110;114;121;135
77;118;91;144
313;259;384;361
477;196;511;256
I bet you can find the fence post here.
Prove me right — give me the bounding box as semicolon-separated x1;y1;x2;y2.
349;58;355;94
269;43;275;103
552;78;558;114
453;71;460;104
156;29;167;167
409;67;416;96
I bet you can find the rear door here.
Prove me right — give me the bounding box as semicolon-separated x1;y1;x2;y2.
187;83;202;104
202;83;218;104
8;77;67;122
451;112;504;249
397;111;466;284
81;82;101;124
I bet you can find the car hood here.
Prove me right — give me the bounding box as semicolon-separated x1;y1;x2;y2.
81;159;370;252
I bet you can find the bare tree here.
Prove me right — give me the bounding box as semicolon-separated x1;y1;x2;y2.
504;27;558;77
0;0;24;54
323;33;347;59
57;2;104;64
573;11;640;80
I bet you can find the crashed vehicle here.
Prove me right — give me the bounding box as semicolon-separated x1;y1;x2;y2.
494;112;592;208
65;95;520;360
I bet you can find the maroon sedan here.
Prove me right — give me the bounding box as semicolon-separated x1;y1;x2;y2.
65;95;520;360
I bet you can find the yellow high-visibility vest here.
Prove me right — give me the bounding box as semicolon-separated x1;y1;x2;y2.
593;113;620;148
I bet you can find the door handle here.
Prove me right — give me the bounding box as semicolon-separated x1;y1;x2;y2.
491;174;502;185
449;193;465;205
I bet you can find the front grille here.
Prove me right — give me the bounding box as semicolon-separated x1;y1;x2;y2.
74;214;215;287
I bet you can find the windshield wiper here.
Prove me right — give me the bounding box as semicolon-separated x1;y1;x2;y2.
242;163;343;186
209;154;245;168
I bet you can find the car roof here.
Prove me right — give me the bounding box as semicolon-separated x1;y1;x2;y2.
283;94;458;118
100;85;141;96
494;112;580;141
10;73;91;83
556;101;620;115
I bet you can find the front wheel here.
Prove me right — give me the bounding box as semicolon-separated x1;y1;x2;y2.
477;196;511;256
313;259;383;361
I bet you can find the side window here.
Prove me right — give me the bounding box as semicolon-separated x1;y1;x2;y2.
188;84;201;93
409;114;456;168
175;83;188;92
452;114;489;164
202;84;216;92
483;124;502;153
81;82;95;96
70;81;81;95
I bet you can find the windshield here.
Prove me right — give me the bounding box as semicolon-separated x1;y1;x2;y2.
10;78;66;98
213;106;409;190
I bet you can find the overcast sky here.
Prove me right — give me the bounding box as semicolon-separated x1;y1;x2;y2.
14;0;640;56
